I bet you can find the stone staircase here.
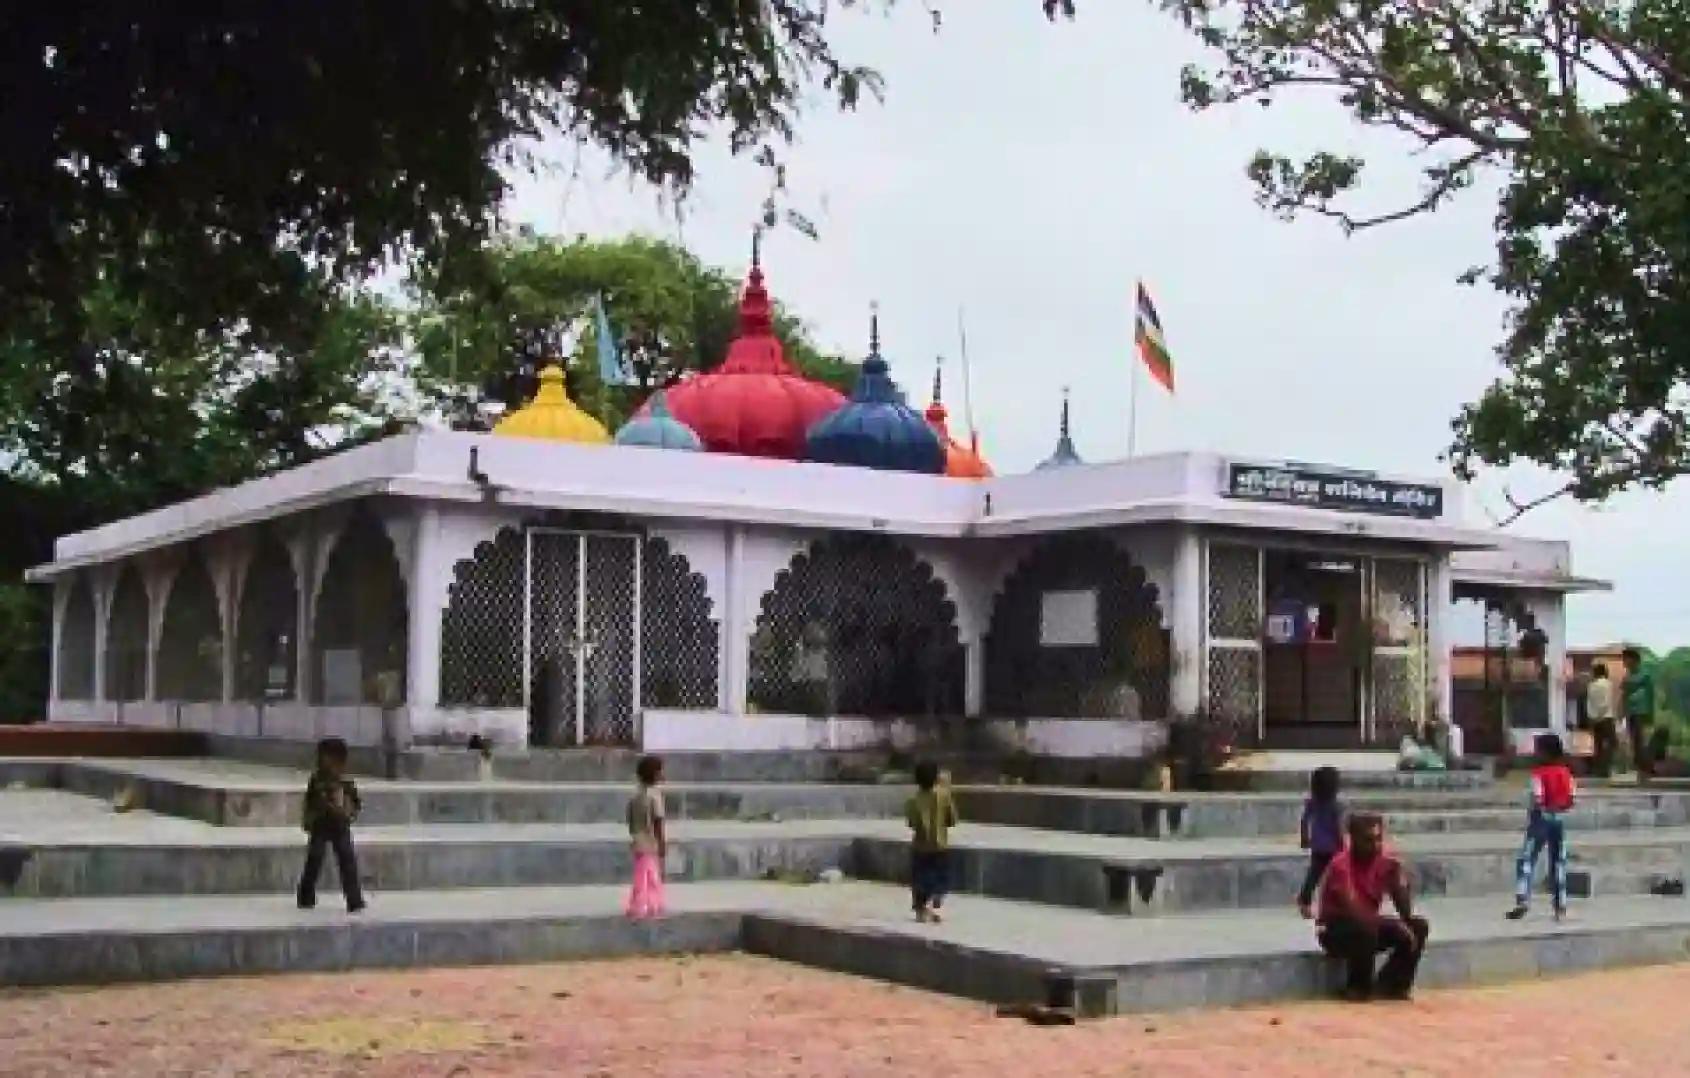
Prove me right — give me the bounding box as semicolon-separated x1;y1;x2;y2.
4;754;1690;1015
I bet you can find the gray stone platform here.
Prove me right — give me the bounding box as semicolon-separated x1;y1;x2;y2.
6;881;1690;1017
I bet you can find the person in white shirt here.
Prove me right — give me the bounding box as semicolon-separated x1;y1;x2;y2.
1585;663;1618;778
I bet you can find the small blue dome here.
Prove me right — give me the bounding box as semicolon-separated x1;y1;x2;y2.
805;351;944;475
616;391;703;451
1035;390;1084;471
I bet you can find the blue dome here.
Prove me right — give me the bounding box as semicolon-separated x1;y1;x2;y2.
805;353;944;474
1035;391;1084;471
616;391;703;451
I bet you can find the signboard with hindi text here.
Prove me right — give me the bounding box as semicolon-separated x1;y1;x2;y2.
1224;463;1444;519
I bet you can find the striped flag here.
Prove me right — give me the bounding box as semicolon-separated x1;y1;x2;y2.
594;292;627;386
1135;282;1174;393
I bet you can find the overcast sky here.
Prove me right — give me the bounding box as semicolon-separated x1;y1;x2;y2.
505;2;1690;651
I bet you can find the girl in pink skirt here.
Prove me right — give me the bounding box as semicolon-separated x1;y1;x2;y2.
625;755;667;919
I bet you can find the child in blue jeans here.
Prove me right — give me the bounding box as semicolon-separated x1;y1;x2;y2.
1508;734;1577;922
1298;765;1344;919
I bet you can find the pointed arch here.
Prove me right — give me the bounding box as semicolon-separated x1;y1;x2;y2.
984;532;1170;719
236;532;300;701
56;575;96;700
157;553;223;701
312;509;408;705
748;534;963;717
440;525;525;707
104;565;150;702
641;535;718;708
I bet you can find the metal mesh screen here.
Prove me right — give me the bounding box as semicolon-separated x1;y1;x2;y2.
748;534;963;718
527;529;580;746
56;576;95;700
641;536;719;709
105;566;149;701
1370;558;1426;745
236;536;298;701
1207;544;1260;639
311;511;408;705
440;527;525;708
157;556;223;701
582;535;638;744
1207;647;1262;726
984;533;1170;718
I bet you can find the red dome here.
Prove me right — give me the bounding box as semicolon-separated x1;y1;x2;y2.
645;256;845;459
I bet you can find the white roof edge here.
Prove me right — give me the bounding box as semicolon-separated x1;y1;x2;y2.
1450;567;1614;594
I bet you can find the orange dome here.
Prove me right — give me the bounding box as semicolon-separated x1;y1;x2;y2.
923;369;992;480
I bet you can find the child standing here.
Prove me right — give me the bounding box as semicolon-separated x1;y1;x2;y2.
1508;733;1578;921
906;760;959;923
297;737;366;912
1298;765;1345;919
625;755;667;920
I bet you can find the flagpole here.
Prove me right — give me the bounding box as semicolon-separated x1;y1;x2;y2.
957;306;977;442
1128;279;1141;458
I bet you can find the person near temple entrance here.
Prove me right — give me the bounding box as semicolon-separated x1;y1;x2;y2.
1297;766;1345;919
1315;813;1429;1002
1621;648;1657;780
1507;734;1577;922
1585;663;1618;778
297;738;366;913
625;755;668;920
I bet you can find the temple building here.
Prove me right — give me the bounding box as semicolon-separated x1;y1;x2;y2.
28;255;1606;762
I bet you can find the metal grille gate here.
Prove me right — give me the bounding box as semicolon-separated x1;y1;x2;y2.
525;529;641;746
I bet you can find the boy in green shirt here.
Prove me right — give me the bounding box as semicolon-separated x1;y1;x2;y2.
297;737;366;912
1622;647;1657;780
905;760;959;923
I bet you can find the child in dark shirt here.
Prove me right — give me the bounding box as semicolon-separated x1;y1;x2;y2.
1298;765;1344;919
297;737;366;912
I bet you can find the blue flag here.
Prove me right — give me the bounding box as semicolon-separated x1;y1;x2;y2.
594;293;625;385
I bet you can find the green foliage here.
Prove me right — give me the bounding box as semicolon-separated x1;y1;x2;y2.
1;4;880;367
414;234;856;430
1164;0;1690;504
0;586;48;725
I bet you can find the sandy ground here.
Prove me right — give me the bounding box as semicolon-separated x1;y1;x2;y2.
1;954;1683;1077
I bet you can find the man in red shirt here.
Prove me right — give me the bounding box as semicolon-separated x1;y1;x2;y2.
1316;812;1430;1001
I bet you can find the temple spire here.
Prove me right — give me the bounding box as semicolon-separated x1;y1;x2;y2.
931;358;943;405
1036;385;1083;471
869;301;881;357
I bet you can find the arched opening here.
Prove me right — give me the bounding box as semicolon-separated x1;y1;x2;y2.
984;533;1170;719
748;534;963;717
157;555;223;701
236;534;300;701
440;526;525;708
312;511;408;705
641;536;719;709
105;566;150;702
56;575;95;700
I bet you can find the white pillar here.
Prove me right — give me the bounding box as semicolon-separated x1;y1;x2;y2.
91;567;115;710
1427;556;1454;730
287;530;316;705
963;637;985;717
1529;592;1569;734
48;578;68;706
722;524;749;714
406;503;444;722
1169;526;1204;718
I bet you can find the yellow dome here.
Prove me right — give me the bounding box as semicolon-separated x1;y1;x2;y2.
492;365;610;444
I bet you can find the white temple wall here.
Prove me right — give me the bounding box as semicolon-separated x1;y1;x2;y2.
641;709;1165;757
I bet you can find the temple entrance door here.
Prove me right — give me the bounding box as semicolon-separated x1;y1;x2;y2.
525;529;641;747
1262;551;1365;748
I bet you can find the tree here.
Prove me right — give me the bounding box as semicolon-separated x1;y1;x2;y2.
1166;0;1690;507
414;234;857;431
1;4;880;359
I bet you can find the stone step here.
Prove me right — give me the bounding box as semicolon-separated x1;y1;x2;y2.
956;787;1689;840
850;828;1690;915
1;759;908;828
0;827;860;900
5;882;1690;1017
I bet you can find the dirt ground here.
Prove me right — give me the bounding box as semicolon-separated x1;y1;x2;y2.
2;954;1684;1077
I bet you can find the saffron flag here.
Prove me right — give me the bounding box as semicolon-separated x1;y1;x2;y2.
1135;282;1174;393
594;292;627;386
